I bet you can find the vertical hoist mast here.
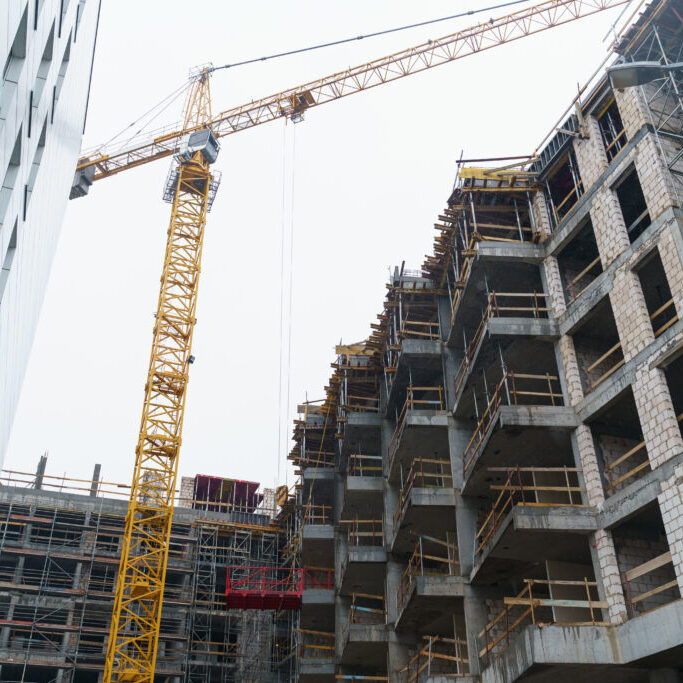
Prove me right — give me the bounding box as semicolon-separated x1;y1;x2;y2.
104;68;220;683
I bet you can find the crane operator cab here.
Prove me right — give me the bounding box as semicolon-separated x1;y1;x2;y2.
163;128;222;210
174;128;219;165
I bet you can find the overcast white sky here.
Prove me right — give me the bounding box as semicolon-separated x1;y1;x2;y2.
6;0;627;492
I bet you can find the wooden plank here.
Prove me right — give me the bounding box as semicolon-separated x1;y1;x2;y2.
625;551;672;582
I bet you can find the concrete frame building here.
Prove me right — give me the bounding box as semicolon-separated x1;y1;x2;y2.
1;1;683;682
0;0;101;466
291;1;683;680
0;465;296;682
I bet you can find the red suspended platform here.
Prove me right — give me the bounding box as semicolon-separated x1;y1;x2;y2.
225;567;303;610
225;566;334;611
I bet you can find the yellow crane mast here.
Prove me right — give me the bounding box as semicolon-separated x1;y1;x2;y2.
103;68;220;682
90;1;633;680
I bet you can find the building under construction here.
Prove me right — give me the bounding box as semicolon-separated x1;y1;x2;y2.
0;464;297;682
2;0;683;681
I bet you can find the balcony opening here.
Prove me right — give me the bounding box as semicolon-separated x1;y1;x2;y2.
572;297;624;393
597;96;627;162
614;504;680;617
543;148;584;229
556;219;602;304
635;249;678;338
0;220;18;304
589;386;648;496
614;167;650;243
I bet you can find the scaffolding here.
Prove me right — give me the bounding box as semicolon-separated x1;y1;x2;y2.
0;462;297;683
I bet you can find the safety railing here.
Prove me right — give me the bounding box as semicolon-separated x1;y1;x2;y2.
297;628;335;660
622;550;678;616
463;372;563;476
603;412;682;494
394;457;453;530
397;635;470;681
399;318;441;341
388;386;445;472
345;592;386;627
342;394;381;413
475;466;584;557
450;235;477;323
454;292;551;399
478;577;607;665
299;449;336;469
584;301;677;392
583;339;625;392
397;534;459;609
564;255;602;303
303;566;334;590
302;504;333;525
650;297;678;337
348;453;383;477
335;676;389;681
341;518;384;547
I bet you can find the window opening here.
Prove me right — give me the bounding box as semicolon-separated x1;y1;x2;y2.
614;168;650;243
598;97;627;162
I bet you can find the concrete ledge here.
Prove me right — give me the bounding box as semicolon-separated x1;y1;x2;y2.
598;451;683;529
345;477;384;494
488;317;559;340
299;658;336;678
498;405;578;429
303;588;335;605
346;412;382;428
347;547;387;564
402;338;442;357
477;242;545;263
406;411;449;428
512;504;597;532
481;599;683;683
303;467;334;481
303;525;335;541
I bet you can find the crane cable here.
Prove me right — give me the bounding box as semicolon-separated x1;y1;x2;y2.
210;0;536;72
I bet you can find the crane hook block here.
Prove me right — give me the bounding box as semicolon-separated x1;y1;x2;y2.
175;128;220;165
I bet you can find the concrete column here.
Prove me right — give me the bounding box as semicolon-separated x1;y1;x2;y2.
455;495;478;578
442;345;461;411
556;335;584;407
590;186;631;267
614;86;650;139
657;462;683;595
448;418;471;491
634;134;678;217
573;116;609;190
388;638;413;683
571;426;604;507
437;294;452;341
385;560;403;625
463;589;489;676
543;255;566;317
570;425;627;623
657;221;683;319
609;270;654;362
590;529;628;623
532;191;552;239
632;366;683;469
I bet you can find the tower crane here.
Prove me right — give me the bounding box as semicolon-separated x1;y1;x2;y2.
76;0;630;680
